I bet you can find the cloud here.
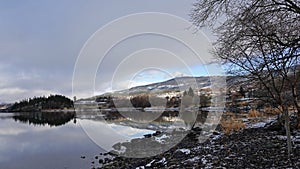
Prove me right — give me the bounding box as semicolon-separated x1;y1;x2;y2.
170;71;190;77
0;87;55;103
0;0;216;102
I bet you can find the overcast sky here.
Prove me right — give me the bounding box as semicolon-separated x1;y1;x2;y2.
0;0;220;103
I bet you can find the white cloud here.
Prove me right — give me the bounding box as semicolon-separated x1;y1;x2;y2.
0;87;55;103
170;71;190;77
0;0;217;102
0;87;27;96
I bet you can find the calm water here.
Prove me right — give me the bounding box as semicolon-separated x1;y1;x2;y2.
0;112;157;169
0;110;208;168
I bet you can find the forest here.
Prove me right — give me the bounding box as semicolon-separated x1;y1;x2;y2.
9;94;74;112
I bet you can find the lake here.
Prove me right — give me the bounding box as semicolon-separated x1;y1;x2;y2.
0;112;107;169
0;110;212;168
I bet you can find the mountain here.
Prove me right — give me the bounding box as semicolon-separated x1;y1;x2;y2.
100;76;213;97
75;76;232;104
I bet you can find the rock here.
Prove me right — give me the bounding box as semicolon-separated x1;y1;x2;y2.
99;159;104;164
266;120;284;132
152;131;162;136
144;134;152;138
173;150;186;158
192;127;202;132
213;131;221;135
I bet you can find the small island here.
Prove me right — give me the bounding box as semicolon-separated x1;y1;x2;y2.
8;94;74;112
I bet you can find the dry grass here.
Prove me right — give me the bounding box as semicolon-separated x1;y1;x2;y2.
223;111;248;119
248;109;261;118
263;106;282;116
223;111;236;116
221;118;246;135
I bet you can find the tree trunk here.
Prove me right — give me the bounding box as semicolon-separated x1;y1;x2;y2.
291;86;300;128
298;110;300;128
292;88;300;128
283;105;292;157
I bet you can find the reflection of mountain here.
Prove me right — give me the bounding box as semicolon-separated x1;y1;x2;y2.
76;110;208;132
13;112;75;126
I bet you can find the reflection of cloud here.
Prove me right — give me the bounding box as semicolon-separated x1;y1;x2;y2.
0;128;27;136
0;120;57;136
0;117;101;168
109;123;154;138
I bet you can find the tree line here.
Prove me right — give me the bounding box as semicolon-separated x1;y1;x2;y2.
9;94;74;112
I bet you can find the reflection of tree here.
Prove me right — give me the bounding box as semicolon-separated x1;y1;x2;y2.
107;111;209;158
101;110;209;123
179;111;198;129
130;95;151;108
199;94;211;108
13;112;75;127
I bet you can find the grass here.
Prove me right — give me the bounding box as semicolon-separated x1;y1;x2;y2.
263;106;282;116
248;109;261;118
221;118;246;135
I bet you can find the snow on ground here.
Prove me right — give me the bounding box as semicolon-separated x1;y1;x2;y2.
157;157;167;164
200;154;213;169
136;166;145;169
248;122;267;128
183;156;200;163
145;160;155;167
176;148;191;155
155;134;170;143
246;117;277;129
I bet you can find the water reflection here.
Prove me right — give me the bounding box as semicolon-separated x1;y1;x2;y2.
0;110;210;168
76;109;209;158
13;112;75;126
108;110;210;158
0;113;101;169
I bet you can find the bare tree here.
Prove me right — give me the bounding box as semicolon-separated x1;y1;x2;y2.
191;0;300;157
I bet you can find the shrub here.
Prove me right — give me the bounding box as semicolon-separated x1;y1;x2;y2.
221;118;245;135
263;106;282;116
248;109;261;118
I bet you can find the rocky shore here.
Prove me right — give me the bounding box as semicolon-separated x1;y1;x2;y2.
94;123;300;169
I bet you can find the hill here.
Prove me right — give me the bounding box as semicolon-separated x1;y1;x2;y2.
9;94;74;112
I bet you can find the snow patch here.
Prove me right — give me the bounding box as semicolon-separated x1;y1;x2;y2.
184;156;200;163
157;157;167;164
146;160;155;167
155;134;169;143
118;146;127;153
248;122;267;128
201;157;207;164
177;148;191;155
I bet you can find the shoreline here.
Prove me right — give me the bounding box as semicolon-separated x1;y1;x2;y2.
96;122;300;168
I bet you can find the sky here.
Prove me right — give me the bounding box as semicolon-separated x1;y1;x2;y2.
0;0;221;103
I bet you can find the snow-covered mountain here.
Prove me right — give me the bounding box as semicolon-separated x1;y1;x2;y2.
97;76;216;99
